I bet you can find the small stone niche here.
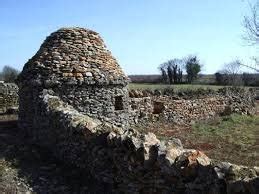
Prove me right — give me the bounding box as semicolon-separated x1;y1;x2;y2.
115;96;123;110
153;101;165;114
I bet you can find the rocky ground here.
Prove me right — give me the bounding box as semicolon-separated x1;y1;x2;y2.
0;114;112;194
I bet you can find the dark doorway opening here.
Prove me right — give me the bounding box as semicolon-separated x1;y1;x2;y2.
115;96;123;110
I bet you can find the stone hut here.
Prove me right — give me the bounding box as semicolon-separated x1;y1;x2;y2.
18;27;129;131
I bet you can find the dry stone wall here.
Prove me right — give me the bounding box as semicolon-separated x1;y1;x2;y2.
17;27;259;194
25;90;258;194
128;88;256;125
0;82;18;114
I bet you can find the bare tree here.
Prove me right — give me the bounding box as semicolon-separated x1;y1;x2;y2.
158;58;185;84
239;58;259;72
168;58;185;83
158;63;168;83
242;0;259;72
167;65;173;84
243;0;259;45
222;60;243;86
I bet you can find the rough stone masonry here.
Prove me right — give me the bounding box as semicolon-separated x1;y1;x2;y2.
128;87;256;125
0;82;18;114
18;27;259;194
18;27;129;130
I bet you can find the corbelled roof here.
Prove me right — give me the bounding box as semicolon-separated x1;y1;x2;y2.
19;27;128;86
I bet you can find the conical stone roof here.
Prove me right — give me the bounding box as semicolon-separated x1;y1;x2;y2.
19;27;128;86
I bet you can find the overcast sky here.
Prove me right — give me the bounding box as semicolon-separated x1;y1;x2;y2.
0;0;257;75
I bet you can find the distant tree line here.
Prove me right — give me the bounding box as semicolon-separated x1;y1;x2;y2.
128;75;161;83
215;72;259;86
0;65;20;83
129;57;259;86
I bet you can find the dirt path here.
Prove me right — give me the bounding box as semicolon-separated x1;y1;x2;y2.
0;114;111;194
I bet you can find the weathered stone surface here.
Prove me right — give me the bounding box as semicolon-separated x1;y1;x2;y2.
20;91;259;193
18;27;130;128
0;82;18;114
17;27;258;194
128;88;256;125
18;27;128;86
6;82;256;127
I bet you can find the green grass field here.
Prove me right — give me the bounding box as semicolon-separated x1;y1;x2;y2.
129;83;257;92
129;83;233;91
192;114;259;166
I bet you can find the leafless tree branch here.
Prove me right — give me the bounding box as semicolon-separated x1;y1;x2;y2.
243;1;259;45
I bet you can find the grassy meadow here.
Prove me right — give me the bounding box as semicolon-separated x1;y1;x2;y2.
135;113;259;167
192;114;259;166
129;83;224;90
129;83;251;91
